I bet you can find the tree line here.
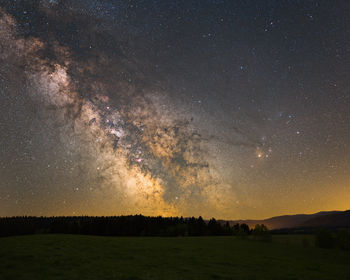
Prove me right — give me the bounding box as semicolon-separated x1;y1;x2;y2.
0;215;258;237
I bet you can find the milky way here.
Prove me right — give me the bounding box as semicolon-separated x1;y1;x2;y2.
0;5;237;217
1;1;350;219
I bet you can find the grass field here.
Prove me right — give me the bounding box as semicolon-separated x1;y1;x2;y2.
271;234;315;246
0;234;350;280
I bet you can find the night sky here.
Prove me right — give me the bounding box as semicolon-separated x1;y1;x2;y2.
0;0;349;219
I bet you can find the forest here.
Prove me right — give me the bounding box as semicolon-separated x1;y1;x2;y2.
0;215;254;237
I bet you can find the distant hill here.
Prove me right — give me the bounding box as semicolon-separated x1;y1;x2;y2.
298;210;350;228
225;210;350;230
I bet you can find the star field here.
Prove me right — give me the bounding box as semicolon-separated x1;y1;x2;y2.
0;0;349;219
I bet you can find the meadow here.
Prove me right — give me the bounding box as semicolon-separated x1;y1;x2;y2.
0;234;349;280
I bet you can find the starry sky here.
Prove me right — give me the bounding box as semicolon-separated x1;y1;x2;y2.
0;0;349;219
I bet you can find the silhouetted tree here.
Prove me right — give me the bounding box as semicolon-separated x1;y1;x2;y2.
252;224;271;242
208;218;223;235
223;221;232;235
239;223;251;236
233;223;240;235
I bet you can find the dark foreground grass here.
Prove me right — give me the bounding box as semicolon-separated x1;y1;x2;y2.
0;234;350;280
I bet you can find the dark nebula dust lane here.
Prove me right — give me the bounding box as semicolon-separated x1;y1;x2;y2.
0;1;350;219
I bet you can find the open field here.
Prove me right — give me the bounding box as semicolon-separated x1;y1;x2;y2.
0;234;350;280
271;234;315;246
